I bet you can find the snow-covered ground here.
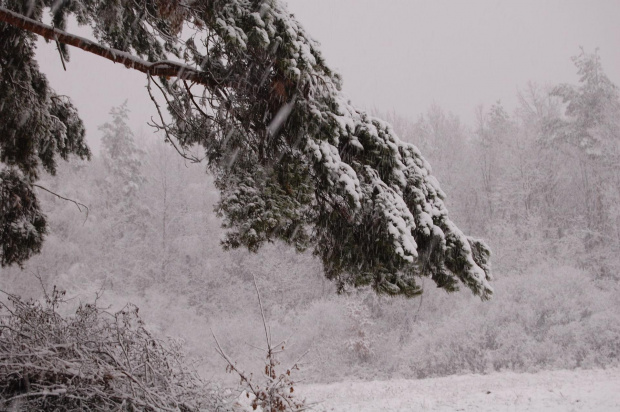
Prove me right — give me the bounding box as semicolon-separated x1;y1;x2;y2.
293;368;620;412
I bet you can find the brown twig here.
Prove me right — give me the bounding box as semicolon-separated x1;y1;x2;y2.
33;184;89;224
53;31;67;71
252;273;271;348
146;74;204;164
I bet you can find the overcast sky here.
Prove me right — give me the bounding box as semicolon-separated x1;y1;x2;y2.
36;0;620;153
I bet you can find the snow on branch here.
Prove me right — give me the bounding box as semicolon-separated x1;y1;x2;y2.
0;0;493;299
0;7;218;88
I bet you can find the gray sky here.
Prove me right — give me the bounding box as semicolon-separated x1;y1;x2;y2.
36;0;620;153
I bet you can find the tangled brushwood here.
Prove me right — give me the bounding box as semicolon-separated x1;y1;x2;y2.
0;288;230;411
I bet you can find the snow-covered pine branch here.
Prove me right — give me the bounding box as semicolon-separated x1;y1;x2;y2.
0;0;492;298
0;7;218;87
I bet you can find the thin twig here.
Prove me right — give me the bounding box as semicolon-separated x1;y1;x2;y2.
52;28;67;71
146;74;203;164
252;274;271;348
33;184;89;224
210;328;258;395
183;80;210;119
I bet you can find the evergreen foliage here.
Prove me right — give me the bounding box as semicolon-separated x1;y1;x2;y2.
0;0;492;298
0;0;90;266
100;102;145;201
0;169;47;266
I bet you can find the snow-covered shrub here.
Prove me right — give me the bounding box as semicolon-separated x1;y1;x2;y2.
387;263;620;378
0;287;230;411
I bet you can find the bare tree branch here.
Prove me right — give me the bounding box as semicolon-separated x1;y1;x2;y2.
53;35;67;71
33;184;89;223
146;74;204;164
252;273;271;348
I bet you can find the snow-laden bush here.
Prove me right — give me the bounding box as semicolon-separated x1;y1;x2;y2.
380;263;620;378
0;287;231;411
287;262;619;382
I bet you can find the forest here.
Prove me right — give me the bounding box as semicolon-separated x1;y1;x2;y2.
1;0;619;411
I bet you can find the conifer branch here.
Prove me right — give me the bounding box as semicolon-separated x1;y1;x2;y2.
0;7;219;88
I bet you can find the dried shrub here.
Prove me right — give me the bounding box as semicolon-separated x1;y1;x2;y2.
212;276;308;412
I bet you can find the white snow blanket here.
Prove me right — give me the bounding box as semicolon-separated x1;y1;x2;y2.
296;368;620;412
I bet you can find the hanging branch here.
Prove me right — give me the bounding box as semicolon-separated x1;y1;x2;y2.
146;74;204;164
33;184;89;223
53;34;67;71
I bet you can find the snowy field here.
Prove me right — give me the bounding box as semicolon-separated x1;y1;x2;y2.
290;368;620;412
